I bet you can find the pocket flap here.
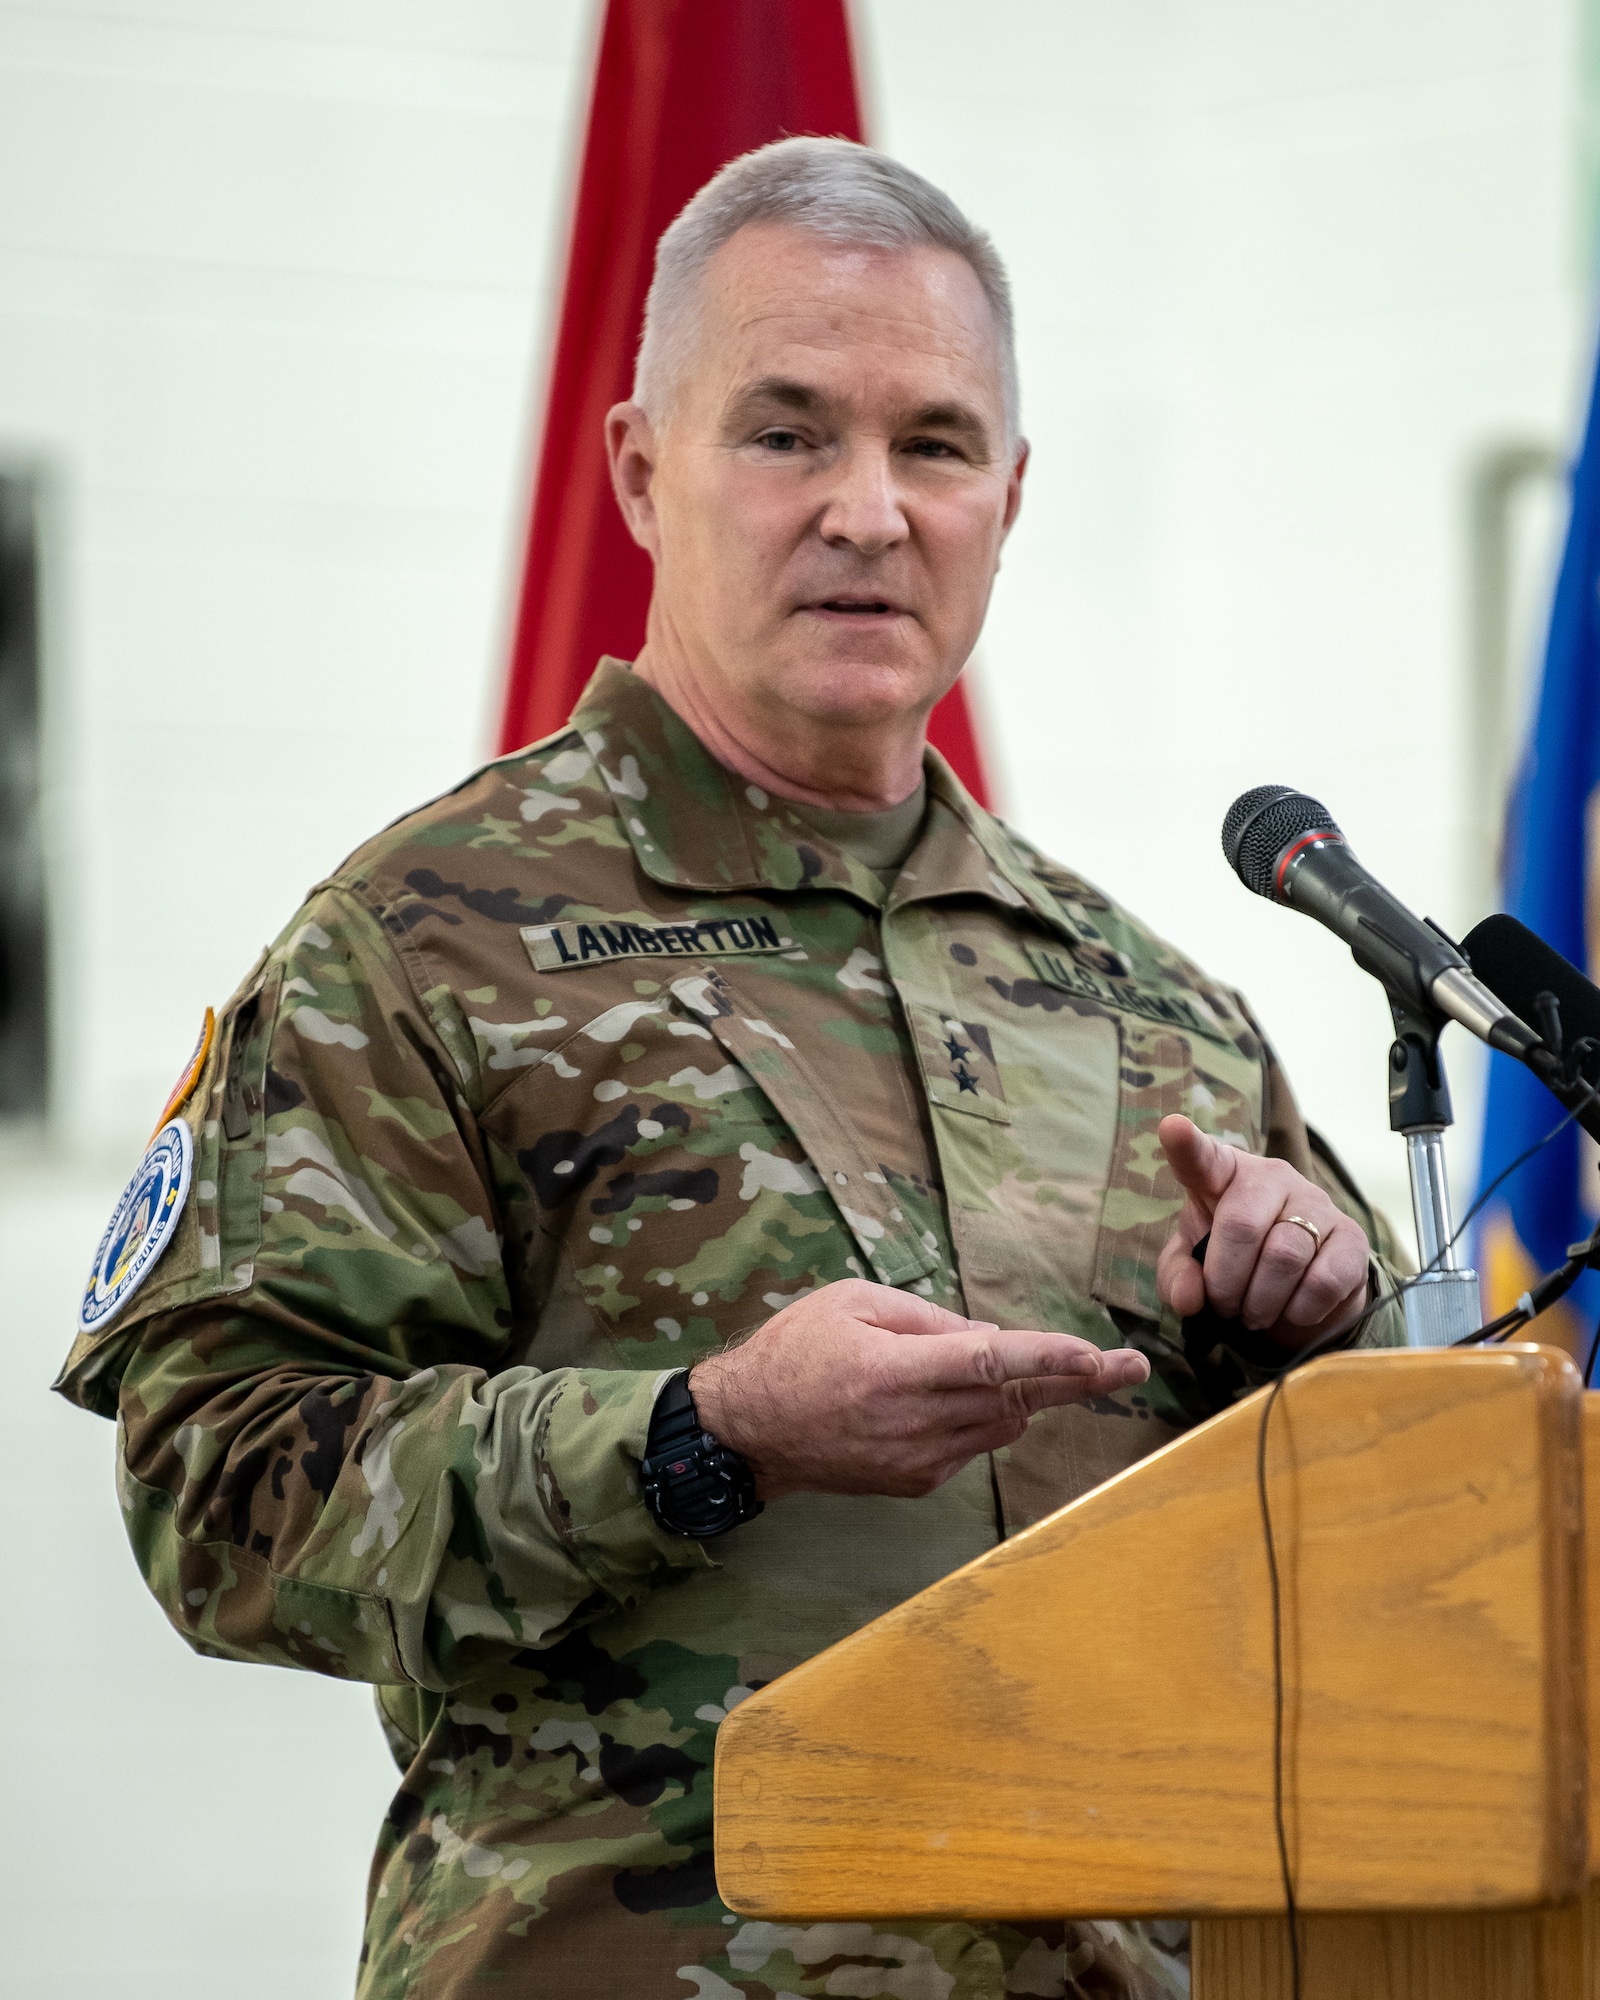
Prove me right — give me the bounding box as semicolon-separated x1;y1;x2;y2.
671;970;937;1289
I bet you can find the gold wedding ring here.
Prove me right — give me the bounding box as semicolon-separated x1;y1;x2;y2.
1282;1214;1322;1252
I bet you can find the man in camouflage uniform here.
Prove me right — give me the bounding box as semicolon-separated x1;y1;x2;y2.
56;139;1401;1999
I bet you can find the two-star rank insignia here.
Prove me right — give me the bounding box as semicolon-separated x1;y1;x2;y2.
942;1026;980;1093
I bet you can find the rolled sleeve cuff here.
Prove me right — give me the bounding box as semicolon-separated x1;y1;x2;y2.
1354;1255;1409;1350
543;1366;714;1599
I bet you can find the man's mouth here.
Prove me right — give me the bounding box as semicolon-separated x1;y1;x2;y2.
808;596;902;617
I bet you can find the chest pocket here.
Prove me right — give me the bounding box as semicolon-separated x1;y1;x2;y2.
495;964;946;1362
905;976;1264;1334
686;969;938;1290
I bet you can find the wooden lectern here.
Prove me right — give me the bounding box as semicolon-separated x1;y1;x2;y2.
714;1346;1600;1996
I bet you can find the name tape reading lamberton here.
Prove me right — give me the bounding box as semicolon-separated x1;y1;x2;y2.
522;914;793;972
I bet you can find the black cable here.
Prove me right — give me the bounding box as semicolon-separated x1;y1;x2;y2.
1256;1370;1299;1999
1468;1222;1600;1349
1450;1089;1595;1256
1470;1302;1531;1345
1276;1077;1600;1363
1455;1071;1600;1358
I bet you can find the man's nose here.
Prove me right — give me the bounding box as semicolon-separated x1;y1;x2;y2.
816;442;909;556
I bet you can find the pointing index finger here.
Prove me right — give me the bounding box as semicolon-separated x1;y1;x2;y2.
901;1327;1116;1391
1158;1114;1239;1214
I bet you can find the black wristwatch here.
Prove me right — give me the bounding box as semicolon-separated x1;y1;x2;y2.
639;1371;762;1539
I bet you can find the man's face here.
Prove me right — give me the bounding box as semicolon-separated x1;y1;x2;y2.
617;223;1025;733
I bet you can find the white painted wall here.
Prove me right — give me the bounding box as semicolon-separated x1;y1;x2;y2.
2;0;596;1154
6;1;1587;1228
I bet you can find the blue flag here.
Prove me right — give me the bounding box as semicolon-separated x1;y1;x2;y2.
1477;342;1600;1337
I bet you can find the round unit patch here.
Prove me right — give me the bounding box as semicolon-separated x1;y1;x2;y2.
78;1119;193;1335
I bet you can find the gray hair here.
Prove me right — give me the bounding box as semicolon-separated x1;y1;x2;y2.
633;137;1019;440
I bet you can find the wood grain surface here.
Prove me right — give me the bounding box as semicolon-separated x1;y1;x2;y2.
715;1345;1586;1921
1191;1888;1600;1999
1189;1386;1600;1997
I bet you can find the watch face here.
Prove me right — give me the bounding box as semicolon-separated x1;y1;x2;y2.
645;1439;758;1538
662;1468;735;1536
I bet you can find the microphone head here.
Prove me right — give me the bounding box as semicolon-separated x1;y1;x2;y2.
1463;913;1600;1050
1222;785;1344;900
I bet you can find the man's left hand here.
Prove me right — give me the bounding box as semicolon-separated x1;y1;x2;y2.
1154;1114;1369;1350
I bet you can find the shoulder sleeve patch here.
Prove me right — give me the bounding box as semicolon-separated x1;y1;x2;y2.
77;1120;194;1335
150;1007;215;1139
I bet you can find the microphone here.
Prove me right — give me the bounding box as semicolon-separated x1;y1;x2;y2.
1222;785;1541;1060
1462;914;1600;1143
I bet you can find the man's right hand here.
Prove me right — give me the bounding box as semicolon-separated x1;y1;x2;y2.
687;1278;1150;1502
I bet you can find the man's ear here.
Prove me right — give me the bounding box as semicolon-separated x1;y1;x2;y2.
606;401;662;559
1000;437;1030;540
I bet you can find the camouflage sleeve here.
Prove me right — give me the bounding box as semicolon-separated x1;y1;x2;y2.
106;886;707;1694
1247;999;1409;1350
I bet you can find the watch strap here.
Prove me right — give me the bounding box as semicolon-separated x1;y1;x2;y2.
640;1370;761;1539
645;1369;701;1454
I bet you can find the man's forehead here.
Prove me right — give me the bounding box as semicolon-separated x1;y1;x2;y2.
707;226;991;335
696;225;1004;409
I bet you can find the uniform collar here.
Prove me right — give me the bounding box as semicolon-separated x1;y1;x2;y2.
567;656;1074;940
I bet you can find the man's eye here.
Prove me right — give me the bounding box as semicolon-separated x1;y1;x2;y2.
908;438;959;459
757;429;803;452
